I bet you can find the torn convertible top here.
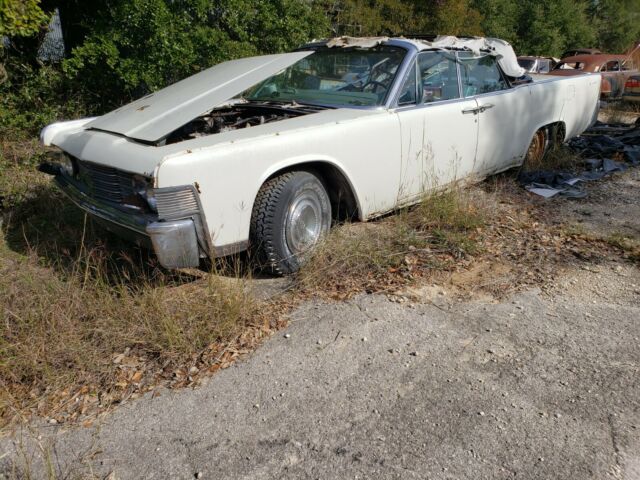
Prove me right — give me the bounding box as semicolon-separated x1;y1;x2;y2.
414;36;526;78
319;35;526;79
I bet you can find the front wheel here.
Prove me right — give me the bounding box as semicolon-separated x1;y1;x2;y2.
250;171;332;275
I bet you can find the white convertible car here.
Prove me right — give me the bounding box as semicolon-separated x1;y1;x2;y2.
40;36;600;273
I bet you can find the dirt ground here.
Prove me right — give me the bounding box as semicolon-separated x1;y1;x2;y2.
557;168;640;241
1;150;639;478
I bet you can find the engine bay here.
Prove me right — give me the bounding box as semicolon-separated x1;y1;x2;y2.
162;102;324;145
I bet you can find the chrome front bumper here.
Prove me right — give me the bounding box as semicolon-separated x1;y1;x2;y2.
146;219;200;268
53;172;204;269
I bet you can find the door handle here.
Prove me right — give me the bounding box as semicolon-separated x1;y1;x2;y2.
478;103;495;112
462;107;479;115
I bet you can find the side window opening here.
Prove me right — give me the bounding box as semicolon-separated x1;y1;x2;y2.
397;60;418;106
459;52;509;97
418;51;460;103
605;60;620;72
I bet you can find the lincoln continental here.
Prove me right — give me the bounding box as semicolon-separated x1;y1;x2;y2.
39;36;601;274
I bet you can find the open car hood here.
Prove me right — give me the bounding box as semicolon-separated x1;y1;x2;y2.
86;51;312;143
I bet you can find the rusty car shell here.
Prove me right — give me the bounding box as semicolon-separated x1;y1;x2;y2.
560;48;601;59
622;75;640;103
549;54;638;99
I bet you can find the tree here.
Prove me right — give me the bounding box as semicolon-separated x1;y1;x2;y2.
412;0;484;37
59;0;329;105
589;0;640;52
319;0;484;37
0;0;47;38
318;0;414;36
0;0;48;84
512;0;596;56
471;0;519;43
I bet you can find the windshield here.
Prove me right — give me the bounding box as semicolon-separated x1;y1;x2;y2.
242;46;407;107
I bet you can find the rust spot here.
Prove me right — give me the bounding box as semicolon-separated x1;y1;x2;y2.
136;105;150;111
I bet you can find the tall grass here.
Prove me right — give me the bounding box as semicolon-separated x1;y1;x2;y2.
0;238;258;425
297;188;485;294
0;141;260;427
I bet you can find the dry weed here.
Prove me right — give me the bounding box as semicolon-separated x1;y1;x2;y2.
0;140;269;428
297;189;486;297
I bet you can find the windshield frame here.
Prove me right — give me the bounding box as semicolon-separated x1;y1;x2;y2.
242;42;414;110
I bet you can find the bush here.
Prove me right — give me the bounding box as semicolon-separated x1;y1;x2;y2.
0;60;90;137
0;0;330;136
61;0;329;107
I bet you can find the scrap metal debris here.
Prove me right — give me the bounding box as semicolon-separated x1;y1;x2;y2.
520;119;640;198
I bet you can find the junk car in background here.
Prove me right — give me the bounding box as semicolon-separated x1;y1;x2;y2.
39;36;601;274
549;54;637;99
561;48;601;59
622;75;640;103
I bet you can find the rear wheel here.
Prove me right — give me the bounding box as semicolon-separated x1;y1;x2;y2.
524;127;549;169
250;171;331;275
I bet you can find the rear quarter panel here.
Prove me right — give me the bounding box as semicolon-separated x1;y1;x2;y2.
559;73;601;138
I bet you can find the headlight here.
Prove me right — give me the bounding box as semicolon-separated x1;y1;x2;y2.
46;150;75;176
59;155;74;176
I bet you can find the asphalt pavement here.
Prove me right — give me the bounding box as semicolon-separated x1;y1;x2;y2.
3;262;639;480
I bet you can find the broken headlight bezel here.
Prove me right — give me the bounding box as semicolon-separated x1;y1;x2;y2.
132;175;158;212
144;188;158;212
46;150;76;177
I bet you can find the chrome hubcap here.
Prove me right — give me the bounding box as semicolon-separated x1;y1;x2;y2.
285;191;323;255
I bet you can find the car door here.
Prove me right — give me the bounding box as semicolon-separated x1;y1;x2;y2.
458;51;531;175
394;51;479;203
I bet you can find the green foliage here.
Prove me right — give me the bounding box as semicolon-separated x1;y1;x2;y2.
590;0;640;53
0;59;89;136
61;0;329;105
472;0;520;43
321;0;484;37
472;0;597;56
320;0;414;36
413;0;484;37
0;0;47;38
514;0;596;56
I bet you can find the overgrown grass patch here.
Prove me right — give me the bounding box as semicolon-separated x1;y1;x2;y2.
0;235;261;427
517;136;585;175
603;232;640;262
600;101;640;124
0;140;268;428
297;189;486;297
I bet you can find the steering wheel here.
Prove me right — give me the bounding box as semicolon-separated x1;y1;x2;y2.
362;80;387;93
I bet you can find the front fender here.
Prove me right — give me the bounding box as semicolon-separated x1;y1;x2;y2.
40;117;97;146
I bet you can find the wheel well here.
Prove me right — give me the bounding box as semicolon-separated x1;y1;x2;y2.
264;162;360;221
547;121;567;145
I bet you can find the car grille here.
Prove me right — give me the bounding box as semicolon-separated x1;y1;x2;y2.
155;186;200;221
77;160;137;204
76;160;201;221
